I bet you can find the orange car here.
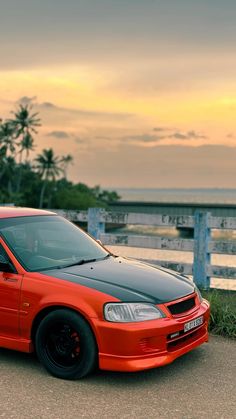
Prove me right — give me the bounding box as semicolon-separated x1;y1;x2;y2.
0;207;210;379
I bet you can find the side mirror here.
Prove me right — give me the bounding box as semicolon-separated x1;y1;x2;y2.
0;254;14;273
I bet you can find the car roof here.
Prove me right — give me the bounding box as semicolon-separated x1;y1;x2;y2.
0;207;56;219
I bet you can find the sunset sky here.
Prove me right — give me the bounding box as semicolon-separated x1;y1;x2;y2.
0;0;236;188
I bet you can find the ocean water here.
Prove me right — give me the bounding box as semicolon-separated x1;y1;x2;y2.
107;188;236;290
114;188;236;204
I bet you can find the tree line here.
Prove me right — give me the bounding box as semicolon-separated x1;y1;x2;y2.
0;104;120;209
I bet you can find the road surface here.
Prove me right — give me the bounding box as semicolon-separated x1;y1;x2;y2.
0;336;235;419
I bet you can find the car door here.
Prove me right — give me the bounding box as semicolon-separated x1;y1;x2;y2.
0;242;23;339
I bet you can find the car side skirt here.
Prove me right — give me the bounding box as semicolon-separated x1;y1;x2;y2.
0;335;33;353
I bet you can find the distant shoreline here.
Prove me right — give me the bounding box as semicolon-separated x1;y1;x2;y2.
109;187;236;191
108;188;236;204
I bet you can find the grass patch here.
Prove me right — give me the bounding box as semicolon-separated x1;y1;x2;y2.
201;289;236;339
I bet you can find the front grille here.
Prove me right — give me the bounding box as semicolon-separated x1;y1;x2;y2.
168;296;196;315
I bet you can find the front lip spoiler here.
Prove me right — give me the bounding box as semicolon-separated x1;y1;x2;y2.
99;328;209;372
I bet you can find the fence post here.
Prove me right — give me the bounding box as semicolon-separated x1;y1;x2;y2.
193;211;211;289
87;208;105;239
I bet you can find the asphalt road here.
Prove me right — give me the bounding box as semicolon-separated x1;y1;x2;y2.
0;336;235;419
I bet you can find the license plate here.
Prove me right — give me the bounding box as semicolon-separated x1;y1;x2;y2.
184;316;203;332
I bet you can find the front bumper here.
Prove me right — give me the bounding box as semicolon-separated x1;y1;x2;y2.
94;299;210;372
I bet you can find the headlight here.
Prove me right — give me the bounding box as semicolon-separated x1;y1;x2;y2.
104;302;165;323
195;286;203;303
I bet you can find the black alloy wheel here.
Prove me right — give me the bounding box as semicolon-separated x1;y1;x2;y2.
35;309;97;379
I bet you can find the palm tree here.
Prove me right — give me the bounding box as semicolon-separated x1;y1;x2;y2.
10;104;40;162
0;122;16;156
18;132;35;163
0;122;16;182
9;104;40;193
60;154;73;179
11;104;41;136
35;148;63;208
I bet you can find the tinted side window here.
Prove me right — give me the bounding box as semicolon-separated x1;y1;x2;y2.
0;242;16;273
0;243;9;259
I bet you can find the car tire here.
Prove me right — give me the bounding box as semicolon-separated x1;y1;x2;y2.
35;309;97;379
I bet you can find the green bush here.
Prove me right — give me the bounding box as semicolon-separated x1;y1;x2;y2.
201;289;236;339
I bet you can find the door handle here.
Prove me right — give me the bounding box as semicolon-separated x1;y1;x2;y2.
3;277;18;282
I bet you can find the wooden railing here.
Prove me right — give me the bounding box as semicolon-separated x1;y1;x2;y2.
55;208;236;289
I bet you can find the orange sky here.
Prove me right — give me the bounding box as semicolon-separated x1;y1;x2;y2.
0;1;236;188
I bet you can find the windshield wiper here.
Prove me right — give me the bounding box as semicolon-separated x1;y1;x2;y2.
61;258;98;269
102;253;112;260
39;253;113;272
60;253;112;269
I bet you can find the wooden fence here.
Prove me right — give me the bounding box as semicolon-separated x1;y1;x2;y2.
55;208;236;289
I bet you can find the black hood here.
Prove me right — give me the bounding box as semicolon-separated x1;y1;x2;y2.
44;256;195;304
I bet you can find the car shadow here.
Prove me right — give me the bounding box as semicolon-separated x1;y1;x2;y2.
89;346;206;387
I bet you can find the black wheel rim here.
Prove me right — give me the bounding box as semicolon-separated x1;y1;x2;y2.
45;322;82;368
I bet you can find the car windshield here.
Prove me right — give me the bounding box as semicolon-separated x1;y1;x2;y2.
0;215;109;272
